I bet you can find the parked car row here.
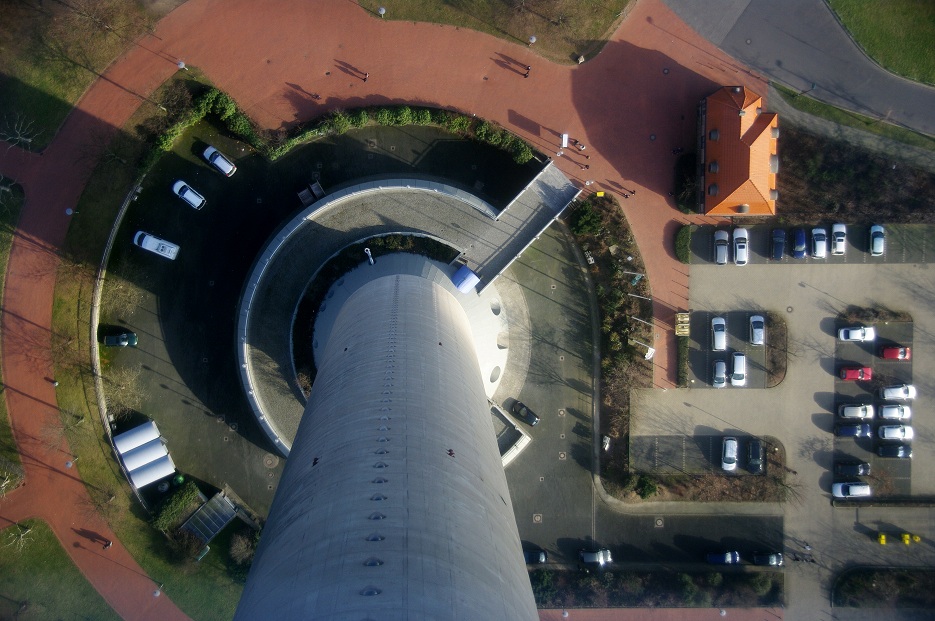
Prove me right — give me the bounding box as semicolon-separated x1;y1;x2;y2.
721;437;765;474
134;145;236;260
713;224;886;263
706;550;783;566
710;314;764;388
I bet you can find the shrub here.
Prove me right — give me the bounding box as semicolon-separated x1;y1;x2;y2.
349;109;369;128
394;106;412;126
212;92;237;121
675;225;692;263
677;336;689;386
168;528;204;562
374;107;394;126
635;474;658;499
412;108;432;125
152;480;201;531
474;120;491;141
511;140;534;164
230;528;259;565
447;114;472;133
486;129;504;146
330;110;352;134
431;109;451;125
569;202;602;235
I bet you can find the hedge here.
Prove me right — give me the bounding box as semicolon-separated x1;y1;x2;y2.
152;480;202;531
675;225;692;263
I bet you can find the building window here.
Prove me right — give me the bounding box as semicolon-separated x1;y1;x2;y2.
709;129;719;141
708;161;719;173
708;184;719;196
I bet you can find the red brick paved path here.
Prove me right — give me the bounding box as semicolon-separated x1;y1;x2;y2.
0;0;769;618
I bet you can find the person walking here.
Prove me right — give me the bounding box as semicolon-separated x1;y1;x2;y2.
363;72;369;82
103;540;113;550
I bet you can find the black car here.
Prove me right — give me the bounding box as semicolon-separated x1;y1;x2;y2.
753;551;783;566
878;444;912;459
770;229;786;260
834;461;871;476
706;551;740;565
523;549;547;564
511;401;540;426
748;439;765;474
103;331;139;347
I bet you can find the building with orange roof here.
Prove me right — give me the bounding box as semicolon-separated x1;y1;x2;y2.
698;86;779;216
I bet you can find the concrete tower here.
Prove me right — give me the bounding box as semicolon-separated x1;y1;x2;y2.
235;274;537;620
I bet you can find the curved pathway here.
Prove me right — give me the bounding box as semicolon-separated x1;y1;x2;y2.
0;0;761;617
664;0;935;136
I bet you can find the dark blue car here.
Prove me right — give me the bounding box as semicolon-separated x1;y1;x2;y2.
771;229;786;260
791;228;807;259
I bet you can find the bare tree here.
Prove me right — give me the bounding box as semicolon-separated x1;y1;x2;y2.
0;458;26;497
102;363;146;419
40;408;89;452
102;259;149;320
0;114;40;152
4;522;33;552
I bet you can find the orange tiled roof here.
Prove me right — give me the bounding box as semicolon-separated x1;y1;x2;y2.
702;86;778;216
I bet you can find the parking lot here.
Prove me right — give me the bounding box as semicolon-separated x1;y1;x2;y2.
634;236;935;498
691;223;935;265
688;311;768;389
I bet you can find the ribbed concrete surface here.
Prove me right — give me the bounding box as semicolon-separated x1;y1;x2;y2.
236;274;537;621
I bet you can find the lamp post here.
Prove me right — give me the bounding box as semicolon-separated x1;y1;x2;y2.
65;457;78;469
796;82;816;98
528;35;536;46
378;7;386;18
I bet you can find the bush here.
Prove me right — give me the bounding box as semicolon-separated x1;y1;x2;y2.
474;120;491;141
225;112;254;140
677;336;689;386
675;225;692;263
569;202;603;235
394;106;412;126
635;474;658;499
212;92;237;121
168;528;205;562
349;109;369;128
511;140;534;164
447;114;472;133
229;528;259;565
374;108;394;126
412;108;432;125
152;480;201;531
330;110;352;134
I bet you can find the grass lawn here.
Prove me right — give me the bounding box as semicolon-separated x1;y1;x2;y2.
0;186;26;493
0;520;121;621
357;0;632;64
0;0;175;150
829;0;935;85
773;83;935;153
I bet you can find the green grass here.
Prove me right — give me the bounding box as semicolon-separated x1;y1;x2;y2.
829;0;935;85
0;520;122;621
773;83;935;152
357;0;632;64
0;186;26;493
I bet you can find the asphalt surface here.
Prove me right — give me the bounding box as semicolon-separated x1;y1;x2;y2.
664;0;935;136
633;230;935;619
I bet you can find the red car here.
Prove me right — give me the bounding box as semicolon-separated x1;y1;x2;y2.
881;346;911;360
840;366;872;381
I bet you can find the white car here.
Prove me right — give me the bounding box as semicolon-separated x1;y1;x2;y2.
579;548;612;566
838;404;873;419
203;146;237;176
880;384;916;401
749;315;765;345
811;228;827;259
730;352;746;387
712;360;726;389
831;223;846;255
879;425;914;441
879;404;911;420
133;231;179;260
733;228;749;266
721;437;738;472
832;482;871;499
838;325;876;342
869;224;885;256
713;230;729;265
712;316;727;351
172;180;206;209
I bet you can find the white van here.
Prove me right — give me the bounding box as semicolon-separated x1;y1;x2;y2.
832;482;871;499
721;437;738;472
134;231;180;260
730;352;746;387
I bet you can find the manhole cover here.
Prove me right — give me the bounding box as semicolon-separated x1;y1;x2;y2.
560;434;565;439
559;452;566;460
787;306;794;313
533;514;542;523
229;423;239;432
268;484;273;490
558;409;565;417
268;472;274;478
559;355;565;361
539;477;545;482
655;517;664;528
263;454;280;469
223;436;229;442
216;416;225;424
202;357;208;363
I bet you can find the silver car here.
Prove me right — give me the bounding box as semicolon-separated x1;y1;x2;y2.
869;224;885;256
733;228;749;266
713;230;729;265
172;180;206;210
879;425;913;441
203;146;237;177
721;437;738;472
831;223;847;255
731;352;746;387
811;228;827;259
879;404;911;420
749;315;765;345
712;316;727;351
880;384;916;401
712;360;727;388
